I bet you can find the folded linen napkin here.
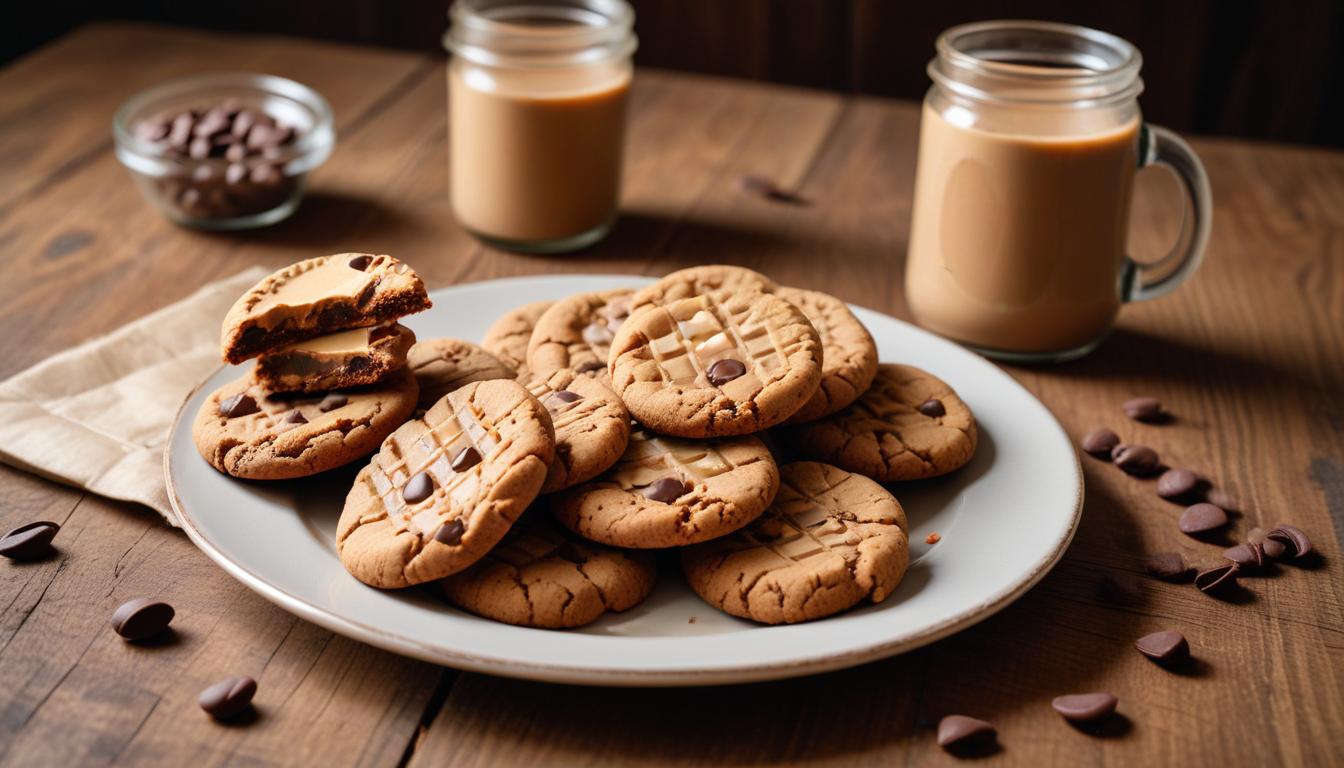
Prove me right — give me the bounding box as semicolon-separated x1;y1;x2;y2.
0;268;268;525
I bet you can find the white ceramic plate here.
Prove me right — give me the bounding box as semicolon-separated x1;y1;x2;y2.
166;274;1082;686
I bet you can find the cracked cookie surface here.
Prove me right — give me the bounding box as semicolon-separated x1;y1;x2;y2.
409;337;517;410
682;461;908;624
337;379;555;588
555;427;778;548
627;264;778;315
609;291;822;437
439;514;655;628
782;364;976;481
776;287;878;424
192;367;418;480
221;253;431;364
527;289;633;381
525;368;630;493
482;300;553;377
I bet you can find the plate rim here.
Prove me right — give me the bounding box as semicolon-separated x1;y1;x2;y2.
165;273;1083;687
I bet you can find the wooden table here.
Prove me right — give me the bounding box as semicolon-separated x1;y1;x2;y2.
2;24;1341;767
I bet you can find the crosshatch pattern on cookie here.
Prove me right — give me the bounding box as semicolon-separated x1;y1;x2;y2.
717;474;866;565
608;428;736;492
215;386;345;435
551;292;632;369
364;400;508;539
645;295;796;395
479;523;577;569
527;379;605;432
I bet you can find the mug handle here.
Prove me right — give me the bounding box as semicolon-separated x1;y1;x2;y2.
1122;124;1213;302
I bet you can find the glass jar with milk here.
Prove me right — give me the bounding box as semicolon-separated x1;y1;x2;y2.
444;0;636;253
906;21;1211;362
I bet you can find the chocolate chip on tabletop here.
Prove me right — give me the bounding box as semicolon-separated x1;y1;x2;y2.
111;598;175;641
1080;427;1120;457
199;676;258;722
0;520;60;560
1156;468;1202;501
1264;524;1313;560
1135;630;1190;666
1178;503;1228;538
1143;551;1192;582
1121;396;1165;423
1051;692;1119;725
1194;561;1240;596
936;714;997;752
1111;443;1161;476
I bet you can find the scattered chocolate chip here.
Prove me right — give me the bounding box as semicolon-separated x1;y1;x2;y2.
1112;443;1160;475
1051;692;1118;724
917;399;946;418
218;393;259;418
317;393;348;412
707;358;747;386
0;521;60;560
1194;562;1240;596
451;446;482;472
576;360;605;373
1122;397;1163;422
582;322;614;346
1143;552;1192;582
111;598;175;641
936;714;996;749
1265;525;1312;559
1179;503;1228;537
643;476;688;503
347;255;373;271
553;390;582;403
1223;542;1263;568
199;676;257;721
1080;427;1120;457
1156;468;1201;501
435;519;465;545
402;472;434;504
284;409;307;424
1261;537;1287;559
1204;487;1237;510
736;174;804;204
1135;630;1189;665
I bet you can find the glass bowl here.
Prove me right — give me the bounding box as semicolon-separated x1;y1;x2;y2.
113;72;334;230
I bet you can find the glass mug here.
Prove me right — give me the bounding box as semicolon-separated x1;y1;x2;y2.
905;21;1211;362
444;0;637;253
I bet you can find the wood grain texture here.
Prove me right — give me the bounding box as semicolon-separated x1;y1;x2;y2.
2;23;1342;767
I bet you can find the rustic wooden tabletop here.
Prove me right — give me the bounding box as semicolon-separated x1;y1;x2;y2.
1;23;1341;767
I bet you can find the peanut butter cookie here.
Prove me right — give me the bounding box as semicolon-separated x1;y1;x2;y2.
408;337;517;410
525;368;630;493
481;300;554;375
253;323;415;394
776;287;878;424
336;379;554;588
682;461;908;624
627;264;778;315
527;289;634;380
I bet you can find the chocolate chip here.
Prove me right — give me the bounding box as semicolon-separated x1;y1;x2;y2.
1261;537;1287;559
1265;524;1312;559
451;446;482;472
1223;542;1263;568
936;714;996;749
0;521;59;560
250;163;282;186
284;409;307;424
198;676;257;721
707;358;747;387
435;519;465;545
317;393;348;412
553;390;582;403
348;254;374;271
1157;468;1201;501
1179;503;1228;537
224;162;248;185
1080;427;1120;457
1135;630;1189;665
1143;552;1192;582
576;360;604;373
1122;396;1163;422
1112;443;1160;475
1205;487;1238;511
917;399;946;418
219;393;259;418
643;476;688;503
582;323;614;346
1194;562;1240;595
188;137;212;160
1051;692;1118;724
111;598;175;641
402;472;434;504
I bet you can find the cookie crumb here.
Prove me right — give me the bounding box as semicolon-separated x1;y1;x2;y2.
688;616;697;624
925;532;941;545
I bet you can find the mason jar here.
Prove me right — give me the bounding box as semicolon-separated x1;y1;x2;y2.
444;0;637;253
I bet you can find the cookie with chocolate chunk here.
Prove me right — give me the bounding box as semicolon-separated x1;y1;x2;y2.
682;461;908;624
254;323;416;394
336;379;555;588
192;367;418;480
439;515;655;629
554;426;777;548
221;253;431;364
608;291;822;437
776;287;877;424
526;289;633;380
783;364;977;481
627;264;778;315
525;368;630;493
481;300;553;376
408;338;516;410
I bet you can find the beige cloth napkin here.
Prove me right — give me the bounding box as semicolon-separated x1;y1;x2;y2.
0;268;268;526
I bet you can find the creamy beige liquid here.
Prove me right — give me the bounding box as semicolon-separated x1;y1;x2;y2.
449;59;629;244
906;103;1140;354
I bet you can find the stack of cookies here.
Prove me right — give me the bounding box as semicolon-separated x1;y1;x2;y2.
193;253;431;479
